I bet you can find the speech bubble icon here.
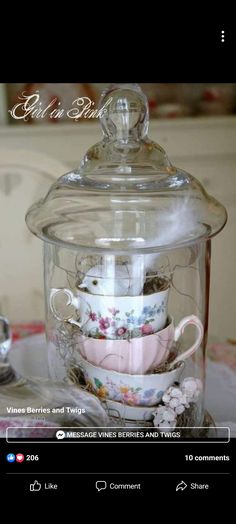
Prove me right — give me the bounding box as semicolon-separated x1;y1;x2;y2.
56;430;65;440
96;480;107;492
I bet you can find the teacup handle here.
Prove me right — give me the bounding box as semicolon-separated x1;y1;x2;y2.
170;315;204;368
49;288;81;324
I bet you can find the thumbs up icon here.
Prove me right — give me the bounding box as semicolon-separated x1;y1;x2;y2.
30;480;41;492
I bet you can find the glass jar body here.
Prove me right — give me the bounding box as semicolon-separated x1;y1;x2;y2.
44;240;210;429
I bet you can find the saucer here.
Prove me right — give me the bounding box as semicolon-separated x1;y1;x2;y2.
102;398;157;421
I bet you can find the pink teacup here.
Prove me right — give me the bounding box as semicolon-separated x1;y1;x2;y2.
78;315;203;374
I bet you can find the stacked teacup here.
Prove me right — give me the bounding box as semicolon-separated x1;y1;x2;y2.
50;265;203;423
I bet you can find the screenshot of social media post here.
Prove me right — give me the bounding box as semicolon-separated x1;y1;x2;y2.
0;78;235;497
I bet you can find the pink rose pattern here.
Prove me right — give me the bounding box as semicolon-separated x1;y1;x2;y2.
141;324;154;335
89;312;97;321
84;301;166;339
116;327;127;337
98;317;110;331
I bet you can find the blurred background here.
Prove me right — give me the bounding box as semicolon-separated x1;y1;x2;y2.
0;83;235;425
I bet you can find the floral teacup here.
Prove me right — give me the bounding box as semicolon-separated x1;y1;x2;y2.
78;357;185;406
78;315;204;374
49;286;169;339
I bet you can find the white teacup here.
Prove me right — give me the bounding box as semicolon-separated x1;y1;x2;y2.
78;357;185;406
49;286;169;339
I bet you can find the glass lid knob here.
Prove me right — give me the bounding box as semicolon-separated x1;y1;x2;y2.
99;83;149;145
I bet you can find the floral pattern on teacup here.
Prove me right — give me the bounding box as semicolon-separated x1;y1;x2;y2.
82;301;166;339
84;372;164;406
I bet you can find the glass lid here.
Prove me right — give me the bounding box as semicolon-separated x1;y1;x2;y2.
26;83;227;253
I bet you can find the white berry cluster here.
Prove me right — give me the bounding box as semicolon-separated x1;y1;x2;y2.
153;377;202;429
162;386;188;415
152;405;177;429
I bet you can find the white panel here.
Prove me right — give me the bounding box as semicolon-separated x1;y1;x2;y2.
0;149;69;322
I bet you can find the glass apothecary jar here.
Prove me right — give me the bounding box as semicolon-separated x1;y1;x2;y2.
26;84;227;432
